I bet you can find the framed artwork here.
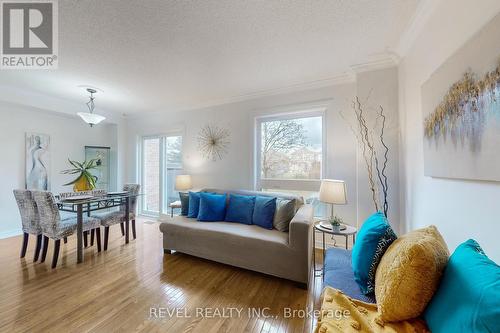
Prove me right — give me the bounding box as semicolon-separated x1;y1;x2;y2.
85;146;111;191
422;13;500;182
26;133;50;190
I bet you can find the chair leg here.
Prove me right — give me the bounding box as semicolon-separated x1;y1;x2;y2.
33;234;42;262
90;229;95;246
132;220;136;239
20;233;29;258
83;231;88;248
104;226;109;251
41;236;49;263
96;227;101;252
63;237;68;244
120;223;124;236
51;239;61;269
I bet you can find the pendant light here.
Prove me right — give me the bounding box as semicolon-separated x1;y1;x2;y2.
77;88;105;127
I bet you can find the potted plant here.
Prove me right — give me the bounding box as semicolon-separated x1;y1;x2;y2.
329;215;343;233
61;159;99;192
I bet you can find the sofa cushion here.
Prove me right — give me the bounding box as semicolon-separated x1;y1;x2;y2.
424;239;500;333
375;225;449;323
225;194;255;225
352;212;397;295
323;247;375;303
179;192;189;216
187;191;201;218
273;198;296;232
197;192;227;222
252;196;276;230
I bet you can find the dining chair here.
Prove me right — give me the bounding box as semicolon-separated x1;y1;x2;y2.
93;184;140;250
13;189;43;261
32;191;102;268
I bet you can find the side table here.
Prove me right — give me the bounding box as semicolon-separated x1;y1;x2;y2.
313;221;357;279
169;200;182;217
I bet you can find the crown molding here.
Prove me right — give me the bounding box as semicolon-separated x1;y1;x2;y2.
190;72;356;109
395;0;443;58
350;53;399;74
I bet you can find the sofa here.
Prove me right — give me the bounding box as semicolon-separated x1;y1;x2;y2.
159;189;314;286
319;224;500;333
323;247;375;303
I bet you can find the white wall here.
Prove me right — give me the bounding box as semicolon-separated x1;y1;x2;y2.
0;102;120;238
126;75;400;235
399;0;500;261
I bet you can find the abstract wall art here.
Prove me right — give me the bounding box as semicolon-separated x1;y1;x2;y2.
26;133;50;190
422;12;500;182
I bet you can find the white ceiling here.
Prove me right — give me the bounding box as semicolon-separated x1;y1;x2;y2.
0;0;420;116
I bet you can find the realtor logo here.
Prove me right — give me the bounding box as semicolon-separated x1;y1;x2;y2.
1;0;58;69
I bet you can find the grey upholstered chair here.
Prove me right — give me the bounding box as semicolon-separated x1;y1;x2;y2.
93;184;140;250
32;191;102;268
13;189;43;261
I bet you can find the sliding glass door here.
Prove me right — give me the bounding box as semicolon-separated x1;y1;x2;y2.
141;135;182;216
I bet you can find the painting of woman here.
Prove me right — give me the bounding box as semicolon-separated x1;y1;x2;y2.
26;133;50;190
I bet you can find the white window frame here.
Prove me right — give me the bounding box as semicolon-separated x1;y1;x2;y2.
254;106;327;192
139;132;183;217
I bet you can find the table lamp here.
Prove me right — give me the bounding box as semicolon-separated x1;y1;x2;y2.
175;175;192;192
319;179;347;220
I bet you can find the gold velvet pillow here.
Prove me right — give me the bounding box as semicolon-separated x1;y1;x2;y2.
375;226;449;323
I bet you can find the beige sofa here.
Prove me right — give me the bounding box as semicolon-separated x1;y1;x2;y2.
159;189;314;287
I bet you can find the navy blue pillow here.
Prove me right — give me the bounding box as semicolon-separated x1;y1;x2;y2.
197;192;227;221
252;196;276;230
187;191;201;218
225;194;256;225
179;192;189;216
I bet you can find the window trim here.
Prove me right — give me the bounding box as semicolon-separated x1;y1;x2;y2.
254;106;327;191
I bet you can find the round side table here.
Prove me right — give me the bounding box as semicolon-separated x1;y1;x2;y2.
313;221;357;278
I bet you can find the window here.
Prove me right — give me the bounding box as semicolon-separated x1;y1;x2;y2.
255;110;325;192
140;135;183;216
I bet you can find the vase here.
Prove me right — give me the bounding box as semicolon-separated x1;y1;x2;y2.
331;224;341;233
73;175;93;192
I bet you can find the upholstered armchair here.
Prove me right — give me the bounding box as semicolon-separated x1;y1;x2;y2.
32;191;102;268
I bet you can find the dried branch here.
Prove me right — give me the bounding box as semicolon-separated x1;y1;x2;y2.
341;96;390;217
354;97;380;212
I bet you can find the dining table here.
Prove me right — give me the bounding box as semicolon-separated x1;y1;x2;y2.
56;192;142;263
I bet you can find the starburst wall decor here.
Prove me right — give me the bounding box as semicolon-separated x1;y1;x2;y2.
197;124;230;161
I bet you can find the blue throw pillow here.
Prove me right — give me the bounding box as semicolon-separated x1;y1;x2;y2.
351;212;397;295
252;196;276;230
424;239;500;333
187;191;201;218
225;194;255;225
197;192;227;222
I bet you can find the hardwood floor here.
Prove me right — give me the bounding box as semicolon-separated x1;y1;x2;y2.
0;219;323;333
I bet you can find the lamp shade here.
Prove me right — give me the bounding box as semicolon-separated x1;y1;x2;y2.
175;175;192;191
319;179;347;204
77;112;106;126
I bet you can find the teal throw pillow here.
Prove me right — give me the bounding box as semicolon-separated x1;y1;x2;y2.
424;239;500;333
351;211;397;295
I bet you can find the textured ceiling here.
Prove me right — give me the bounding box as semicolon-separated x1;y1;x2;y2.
0;0;419;115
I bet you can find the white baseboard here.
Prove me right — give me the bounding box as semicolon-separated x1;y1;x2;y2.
0;228;22;239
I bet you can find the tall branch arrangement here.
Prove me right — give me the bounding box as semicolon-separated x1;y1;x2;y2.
341;97;390;217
